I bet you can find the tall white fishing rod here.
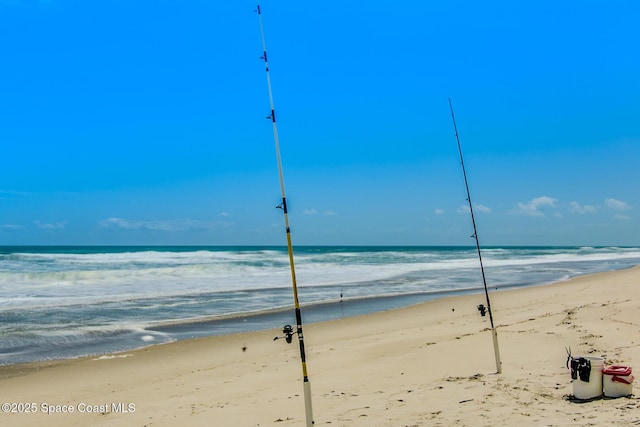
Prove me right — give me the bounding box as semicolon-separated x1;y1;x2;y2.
256;2;315;425
448;98;502;374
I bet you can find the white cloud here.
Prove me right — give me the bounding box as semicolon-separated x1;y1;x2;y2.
1;224;24;230
569;201;596;214
605;198;631;211
613;214;631;221
218;212;231;217
304;209;335;216
101;218;132;229
34;220;65;230
434;208;445;215
457;204;491;214
511;196;557;217
99;217;232;232
0;190;33;199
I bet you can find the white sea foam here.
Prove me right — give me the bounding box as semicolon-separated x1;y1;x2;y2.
93;354;132;360
2;247;640;309
1;246;639;365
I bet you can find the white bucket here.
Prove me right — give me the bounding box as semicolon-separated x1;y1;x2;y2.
572;356;604;400
603;366;634;398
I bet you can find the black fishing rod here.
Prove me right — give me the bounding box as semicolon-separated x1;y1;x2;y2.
256;2;315;425
448;98;502;374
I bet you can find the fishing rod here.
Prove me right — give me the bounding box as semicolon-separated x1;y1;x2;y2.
448;98;502;374
256;2;315;425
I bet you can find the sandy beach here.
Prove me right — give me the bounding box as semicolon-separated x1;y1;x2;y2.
1;266;639;426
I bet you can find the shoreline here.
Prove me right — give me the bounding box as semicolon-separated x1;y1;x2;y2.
3;245;640;368
4;262;638;367
2;265;639;426
0;266;636;368
2;287;483;367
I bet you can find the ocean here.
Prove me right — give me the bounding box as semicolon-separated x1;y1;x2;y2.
1;245;639;366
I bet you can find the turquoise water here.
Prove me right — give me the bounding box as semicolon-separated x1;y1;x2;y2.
1;245;639;365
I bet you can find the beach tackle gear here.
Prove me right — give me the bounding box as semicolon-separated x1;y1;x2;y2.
565;352;605;399
569;357;592;382
603;365;634;397
449;98;502;374
477;304;487;316
565;347;592;382
256;3;314;425
273;325;296;344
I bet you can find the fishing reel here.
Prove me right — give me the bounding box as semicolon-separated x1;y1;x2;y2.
477;304;487;317
273;324;297;344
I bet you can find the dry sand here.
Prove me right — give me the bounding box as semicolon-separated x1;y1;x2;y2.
1;266;639;426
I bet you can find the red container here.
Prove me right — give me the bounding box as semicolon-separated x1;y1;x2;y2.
603;365;634;397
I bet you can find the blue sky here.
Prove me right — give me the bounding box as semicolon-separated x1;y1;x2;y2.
0;0;638;246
